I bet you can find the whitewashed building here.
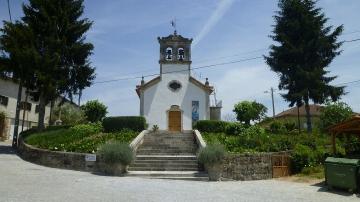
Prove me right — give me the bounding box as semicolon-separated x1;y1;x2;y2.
136;32;219;132
0;78;75;140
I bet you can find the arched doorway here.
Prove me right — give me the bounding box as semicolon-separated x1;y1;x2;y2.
168;105;182;132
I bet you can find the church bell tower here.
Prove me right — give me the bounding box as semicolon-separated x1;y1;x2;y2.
158;31;192;75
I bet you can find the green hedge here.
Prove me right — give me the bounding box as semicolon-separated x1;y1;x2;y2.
193;120;229;133
102;116;147;132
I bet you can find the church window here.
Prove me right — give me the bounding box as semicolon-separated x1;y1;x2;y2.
165;47;173;61
168;80;182;92
178;48;185;61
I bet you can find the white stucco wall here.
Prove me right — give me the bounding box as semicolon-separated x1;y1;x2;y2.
143;64;209;131
0;79;51;139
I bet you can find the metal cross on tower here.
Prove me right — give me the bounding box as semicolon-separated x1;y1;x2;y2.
170;18;177;34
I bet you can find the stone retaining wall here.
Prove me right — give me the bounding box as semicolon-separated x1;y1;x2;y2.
18;138;97;172
222;151;291;181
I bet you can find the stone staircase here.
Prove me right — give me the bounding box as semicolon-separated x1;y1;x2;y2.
127;131;207;180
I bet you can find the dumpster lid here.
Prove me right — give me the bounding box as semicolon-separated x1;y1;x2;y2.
325;157;360;165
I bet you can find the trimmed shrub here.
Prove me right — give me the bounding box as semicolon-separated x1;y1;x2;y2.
225;122;245;135
97;142;134;165
193;120;229;133
102;116;147;132
198;144;226;166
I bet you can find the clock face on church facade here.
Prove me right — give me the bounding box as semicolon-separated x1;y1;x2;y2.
168;80;182;92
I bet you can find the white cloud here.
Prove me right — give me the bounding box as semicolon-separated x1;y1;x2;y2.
193;0;235;47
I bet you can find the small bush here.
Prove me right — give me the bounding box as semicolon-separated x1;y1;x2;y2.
284;122;296;132
46;125;72;131
97;142;134;165
198;144;226;166
269;121;286;134
152;125;159;132
242;125;265;137
70;122;103;136
291;144;316;173
225;122;245;135
193;120;229;133
102;116;147;132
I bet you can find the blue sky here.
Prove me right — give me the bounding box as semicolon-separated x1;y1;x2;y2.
1;0;359;118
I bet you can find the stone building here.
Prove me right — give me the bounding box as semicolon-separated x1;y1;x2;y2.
136;32;221;131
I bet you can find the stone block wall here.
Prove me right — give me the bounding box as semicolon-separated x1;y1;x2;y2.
18;138;97;172
221;151;291;181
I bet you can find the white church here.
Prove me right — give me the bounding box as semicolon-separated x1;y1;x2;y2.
136;31;221;132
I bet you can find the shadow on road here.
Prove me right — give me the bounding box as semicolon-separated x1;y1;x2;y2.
0;143;16;155
312;181;360;197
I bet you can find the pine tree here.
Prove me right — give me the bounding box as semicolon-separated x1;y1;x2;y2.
22;0;95;130
265;0;344;133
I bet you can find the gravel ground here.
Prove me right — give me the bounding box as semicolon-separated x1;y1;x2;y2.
0;142;359;202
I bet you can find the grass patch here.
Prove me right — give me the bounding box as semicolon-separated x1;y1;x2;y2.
25;128;138;153
296;165;325;179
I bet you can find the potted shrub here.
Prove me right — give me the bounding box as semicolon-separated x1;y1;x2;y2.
97;142;134;176
198;144;226;181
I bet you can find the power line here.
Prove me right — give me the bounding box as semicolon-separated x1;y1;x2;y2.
94;36;360;84
94;56;262;84
344;38;360;43
336;79;360;86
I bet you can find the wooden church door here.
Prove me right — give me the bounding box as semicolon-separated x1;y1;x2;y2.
168;110;181;132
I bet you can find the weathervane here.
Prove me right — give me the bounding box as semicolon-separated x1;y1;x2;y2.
170;18;177;35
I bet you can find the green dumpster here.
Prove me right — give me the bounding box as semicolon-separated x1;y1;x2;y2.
324;157;360;192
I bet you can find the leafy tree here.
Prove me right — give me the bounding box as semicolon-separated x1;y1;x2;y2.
81;100;108;123
22;0;95;130
233;101;267;125
51;103;85;125
320;102;353;130
0;21;37;146
265;0;344;133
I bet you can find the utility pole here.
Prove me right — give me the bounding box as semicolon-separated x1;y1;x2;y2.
264;87;276;118
7;0;12;22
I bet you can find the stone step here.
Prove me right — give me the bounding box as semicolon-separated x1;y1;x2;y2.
128;167;200;171
136;152;196;156
130;163;199;169
133;160;198;164
125;171;209;181
138;147;197;151
142;140;195;144
135;155;198;161
137;149;197;153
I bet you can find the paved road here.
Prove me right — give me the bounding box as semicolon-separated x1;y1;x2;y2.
0;142;359;202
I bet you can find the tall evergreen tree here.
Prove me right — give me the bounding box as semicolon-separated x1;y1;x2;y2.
0;21;37;147
265;0;344;133
22;0;95;130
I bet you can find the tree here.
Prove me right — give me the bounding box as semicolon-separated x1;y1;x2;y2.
265;0;344;133
320;102;353;130
51;103;85;125
0;21;37;147
233;101;267;125
22;0;95;130
81;100;108;123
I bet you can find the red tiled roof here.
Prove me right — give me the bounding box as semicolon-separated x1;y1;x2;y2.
275;104;323;118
